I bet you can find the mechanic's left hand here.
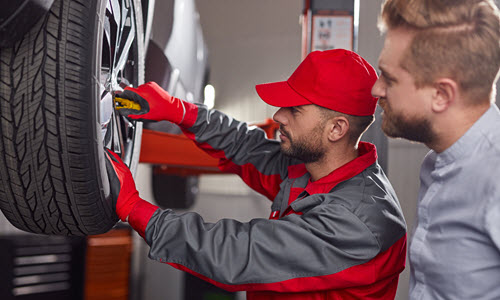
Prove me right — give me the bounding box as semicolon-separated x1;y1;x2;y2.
104;148;142;222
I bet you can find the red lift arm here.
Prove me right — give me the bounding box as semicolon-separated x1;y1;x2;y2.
139;119;279;175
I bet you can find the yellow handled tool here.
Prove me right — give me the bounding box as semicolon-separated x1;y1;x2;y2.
114;96;141;111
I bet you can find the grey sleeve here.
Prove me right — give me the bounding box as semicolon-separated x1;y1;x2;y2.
144;201;380;290
185;104;299;181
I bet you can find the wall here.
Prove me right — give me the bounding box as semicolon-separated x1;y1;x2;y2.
195;0;303;121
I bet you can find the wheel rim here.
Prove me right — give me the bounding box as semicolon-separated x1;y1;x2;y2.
100;0;142;167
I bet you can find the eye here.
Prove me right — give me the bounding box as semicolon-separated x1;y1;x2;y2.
290;107;299;114
381;72;396;87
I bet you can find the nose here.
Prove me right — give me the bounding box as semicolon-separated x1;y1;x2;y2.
371;78;385;99
273;107;287;124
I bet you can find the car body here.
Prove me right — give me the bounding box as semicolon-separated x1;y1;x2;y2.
145;0;209;106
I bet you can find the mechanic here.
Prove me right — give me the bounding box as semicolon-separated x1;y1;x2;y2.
107;49;407;299
372;0;500;299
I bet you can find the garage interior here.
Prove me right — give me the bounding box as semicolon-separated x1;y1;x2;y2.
1;0;499;300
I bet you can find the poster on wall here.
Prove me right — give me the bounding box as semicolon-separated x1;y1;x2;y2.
311;15;353;51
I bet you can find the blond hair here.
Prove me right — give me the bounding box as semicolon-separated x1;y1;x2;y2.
379;0;500;103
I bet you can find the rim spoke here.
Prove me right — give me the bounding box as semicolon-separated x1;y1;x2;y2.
101;0;137;159
114;0;134;76
121;117;136;164
112;0;124;73
103;17;112;62
115;25;135;75
109;0;121;33
112;111;124;154
121;0;129;29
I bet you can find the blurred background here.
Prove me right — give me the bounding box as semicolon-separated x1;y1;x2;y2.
1;1;499;300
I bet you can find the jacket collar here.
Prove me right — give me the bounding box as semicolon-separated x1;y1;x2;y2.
304;142;377;195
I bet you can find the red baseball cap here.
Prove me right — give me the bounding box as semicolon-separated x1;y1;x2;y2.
255;49;378;116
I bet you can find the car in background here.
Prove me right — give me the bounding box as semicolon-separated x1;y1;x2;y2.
144;0;209;211
0;0;209;235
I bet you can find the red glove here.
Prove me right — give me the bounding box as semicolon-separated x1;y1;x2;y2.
104;148;142;221
115;81;186;123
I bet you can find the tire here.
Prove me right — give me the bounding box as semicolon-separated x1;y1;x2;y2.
0;0;145;235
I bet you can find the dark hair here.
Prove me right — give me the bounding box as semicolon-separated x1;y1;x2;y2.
318;106;375;145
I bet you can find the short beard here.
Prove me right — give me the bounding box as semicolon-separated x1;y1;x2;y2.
382;110;435;144
282;140;325;163
280;125;326;163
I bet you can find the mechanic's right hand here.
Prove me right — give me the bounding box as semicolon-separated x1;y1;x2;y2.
104;148;142;222
115;81;186;124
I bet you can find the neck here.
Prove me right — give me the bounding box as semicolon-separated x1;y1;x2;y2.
427;102;490;153
306;144;359;181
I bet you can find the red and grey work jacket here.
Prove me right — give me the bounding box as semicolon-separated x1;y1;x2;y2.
128;104;407;300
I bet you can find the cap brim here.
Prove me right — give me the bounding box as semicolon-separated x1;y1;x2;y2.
255;81;313;108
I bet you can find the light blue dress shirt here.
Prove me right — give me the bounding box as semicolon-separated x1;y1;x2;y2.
409;105;500;300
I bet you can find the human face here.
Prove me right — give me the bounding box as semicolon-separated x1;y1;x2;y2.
371;28;436;144
272;105;327;163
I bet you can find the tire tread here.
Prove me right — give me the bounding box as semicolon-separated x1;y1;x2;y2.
0;0;119;235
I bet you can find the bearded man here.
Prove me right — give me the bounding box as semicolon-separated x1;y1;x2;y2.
106;49;407;299
372;0;500;299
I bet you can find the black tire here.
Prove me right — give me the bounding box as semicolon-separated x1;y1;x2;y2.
0;0;144;235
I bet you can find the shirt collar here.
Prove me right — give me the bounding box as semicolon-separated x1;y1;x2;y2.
436;104;499;167
304;141;378;195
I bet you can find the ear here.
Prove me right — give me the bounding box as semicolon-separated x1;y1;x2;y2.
432;78;458;113
326;116;350;142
